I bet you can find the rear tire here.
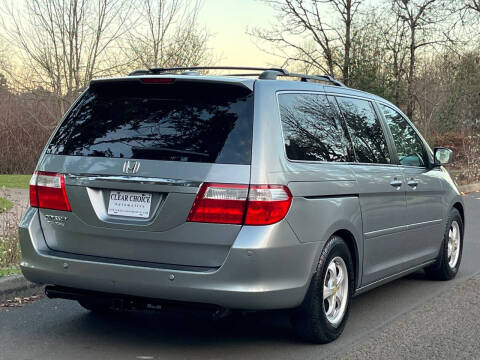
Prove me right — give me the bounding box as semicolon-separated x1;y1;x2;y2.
291;235;354;343
424;208;463;281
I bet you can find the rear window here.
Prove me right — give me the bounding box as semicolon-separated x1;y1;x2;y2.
46;80;254;164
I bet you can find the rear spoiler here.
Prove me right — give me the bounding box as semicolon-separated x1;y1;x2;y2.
89;75;255;91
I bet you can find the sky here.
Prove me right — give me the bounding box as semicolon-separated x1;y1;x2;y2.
198;0;382;68
198;0;280;67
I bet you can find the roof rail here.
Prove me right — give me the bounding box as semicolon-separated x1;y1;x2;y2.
143;66;287;74
270;71;345;87
128;66;345;87
259;69;287;80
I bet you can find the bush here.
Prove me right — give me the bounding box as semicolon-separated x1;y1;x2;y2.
430;132;480;185
0;89;63;174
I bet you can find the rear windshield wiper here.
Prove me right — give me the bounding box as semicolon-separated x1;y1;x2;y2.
132;146;209;157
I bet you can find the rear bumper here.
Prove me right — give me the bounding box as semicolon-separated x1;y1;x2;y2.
19;208;322;310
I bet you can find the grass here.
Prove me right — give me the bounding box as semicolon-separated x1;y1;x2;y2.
0;174;31;189
0;198;13;214
0;266;20;277
0;175;29;277
0;207;21;278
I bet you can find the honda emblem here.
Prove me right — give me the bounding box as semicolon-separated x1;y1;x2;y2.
123;160;140;174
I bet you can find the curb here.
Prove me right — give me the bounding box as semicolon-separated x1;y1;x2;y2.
459;182;480;194
0;274;44;303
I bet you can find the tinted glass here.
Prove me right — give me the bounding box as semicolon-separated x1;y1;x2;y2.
381;104;428;167
279;93;350;162
336;97;391;164
46;81;254;164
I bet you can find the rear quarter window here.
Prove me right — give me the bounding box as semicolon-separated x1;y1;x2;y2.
46;80;254;165
278;93;351;162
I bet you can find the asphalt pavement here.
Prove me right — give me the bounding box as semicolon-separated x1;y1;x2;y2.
1;193;480;360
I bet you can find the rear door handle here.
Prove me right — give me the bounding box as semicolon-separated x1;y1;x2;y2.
390;179;403;188
407;179;418;188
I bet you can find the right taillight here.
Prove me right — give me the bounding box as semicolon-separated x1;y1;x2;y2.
244;185;292;225
29;171;71;212
187;183;249;225
187;183;292;226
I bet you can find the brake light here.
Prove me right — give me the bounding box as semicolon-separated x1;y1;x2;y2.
29;172;71;211
245;185;293;225
187;183;248;225
141;78;175;84
187;183;292;226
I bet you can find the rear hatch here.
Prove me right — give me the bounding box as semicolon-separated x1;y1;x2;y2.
35;77;254;269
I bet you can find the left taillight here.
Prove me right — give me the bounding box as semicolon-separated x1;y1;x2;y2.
29;171;71;212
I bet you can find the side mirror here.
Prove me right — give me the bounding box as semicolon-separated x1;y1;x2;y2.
434;147;453;166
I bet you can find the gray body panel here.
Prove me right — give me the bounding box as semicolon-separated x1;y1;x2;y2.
402;166;445;262
19;75;465;310
20;207;316;309
351;164;407;285
36;155;250;268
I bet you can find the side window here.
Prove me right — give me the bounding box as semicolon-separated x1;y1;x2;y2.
278;93;350;162
336;97;391;164
380;104;428;167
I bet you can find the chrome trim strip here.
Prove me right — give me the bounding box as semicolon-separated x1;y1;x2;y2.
364;219;443;239
66;174;201;188
407;219;443;230
364;224;409;239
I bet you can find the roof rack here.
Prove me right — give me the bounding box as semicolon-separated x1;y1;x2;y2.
135;66;287;75
128;66;345;87
293;73;345;87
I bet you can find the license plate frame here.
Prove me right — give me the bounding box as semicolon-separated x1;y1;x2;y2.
107;190;153;218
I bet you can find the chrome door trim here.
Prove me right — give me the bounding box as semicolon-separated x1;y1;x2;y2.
407;219;443;230
364;224;409;239
362;220;442;239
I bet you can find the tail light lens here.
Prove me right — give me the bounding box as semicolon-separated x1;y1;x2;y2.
187;183;292;226
187;183;248;225
29;172;71;211
244;185;293;225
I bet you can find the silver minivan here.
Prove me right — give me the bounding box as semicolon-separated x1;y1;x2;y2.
19;67;464;343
